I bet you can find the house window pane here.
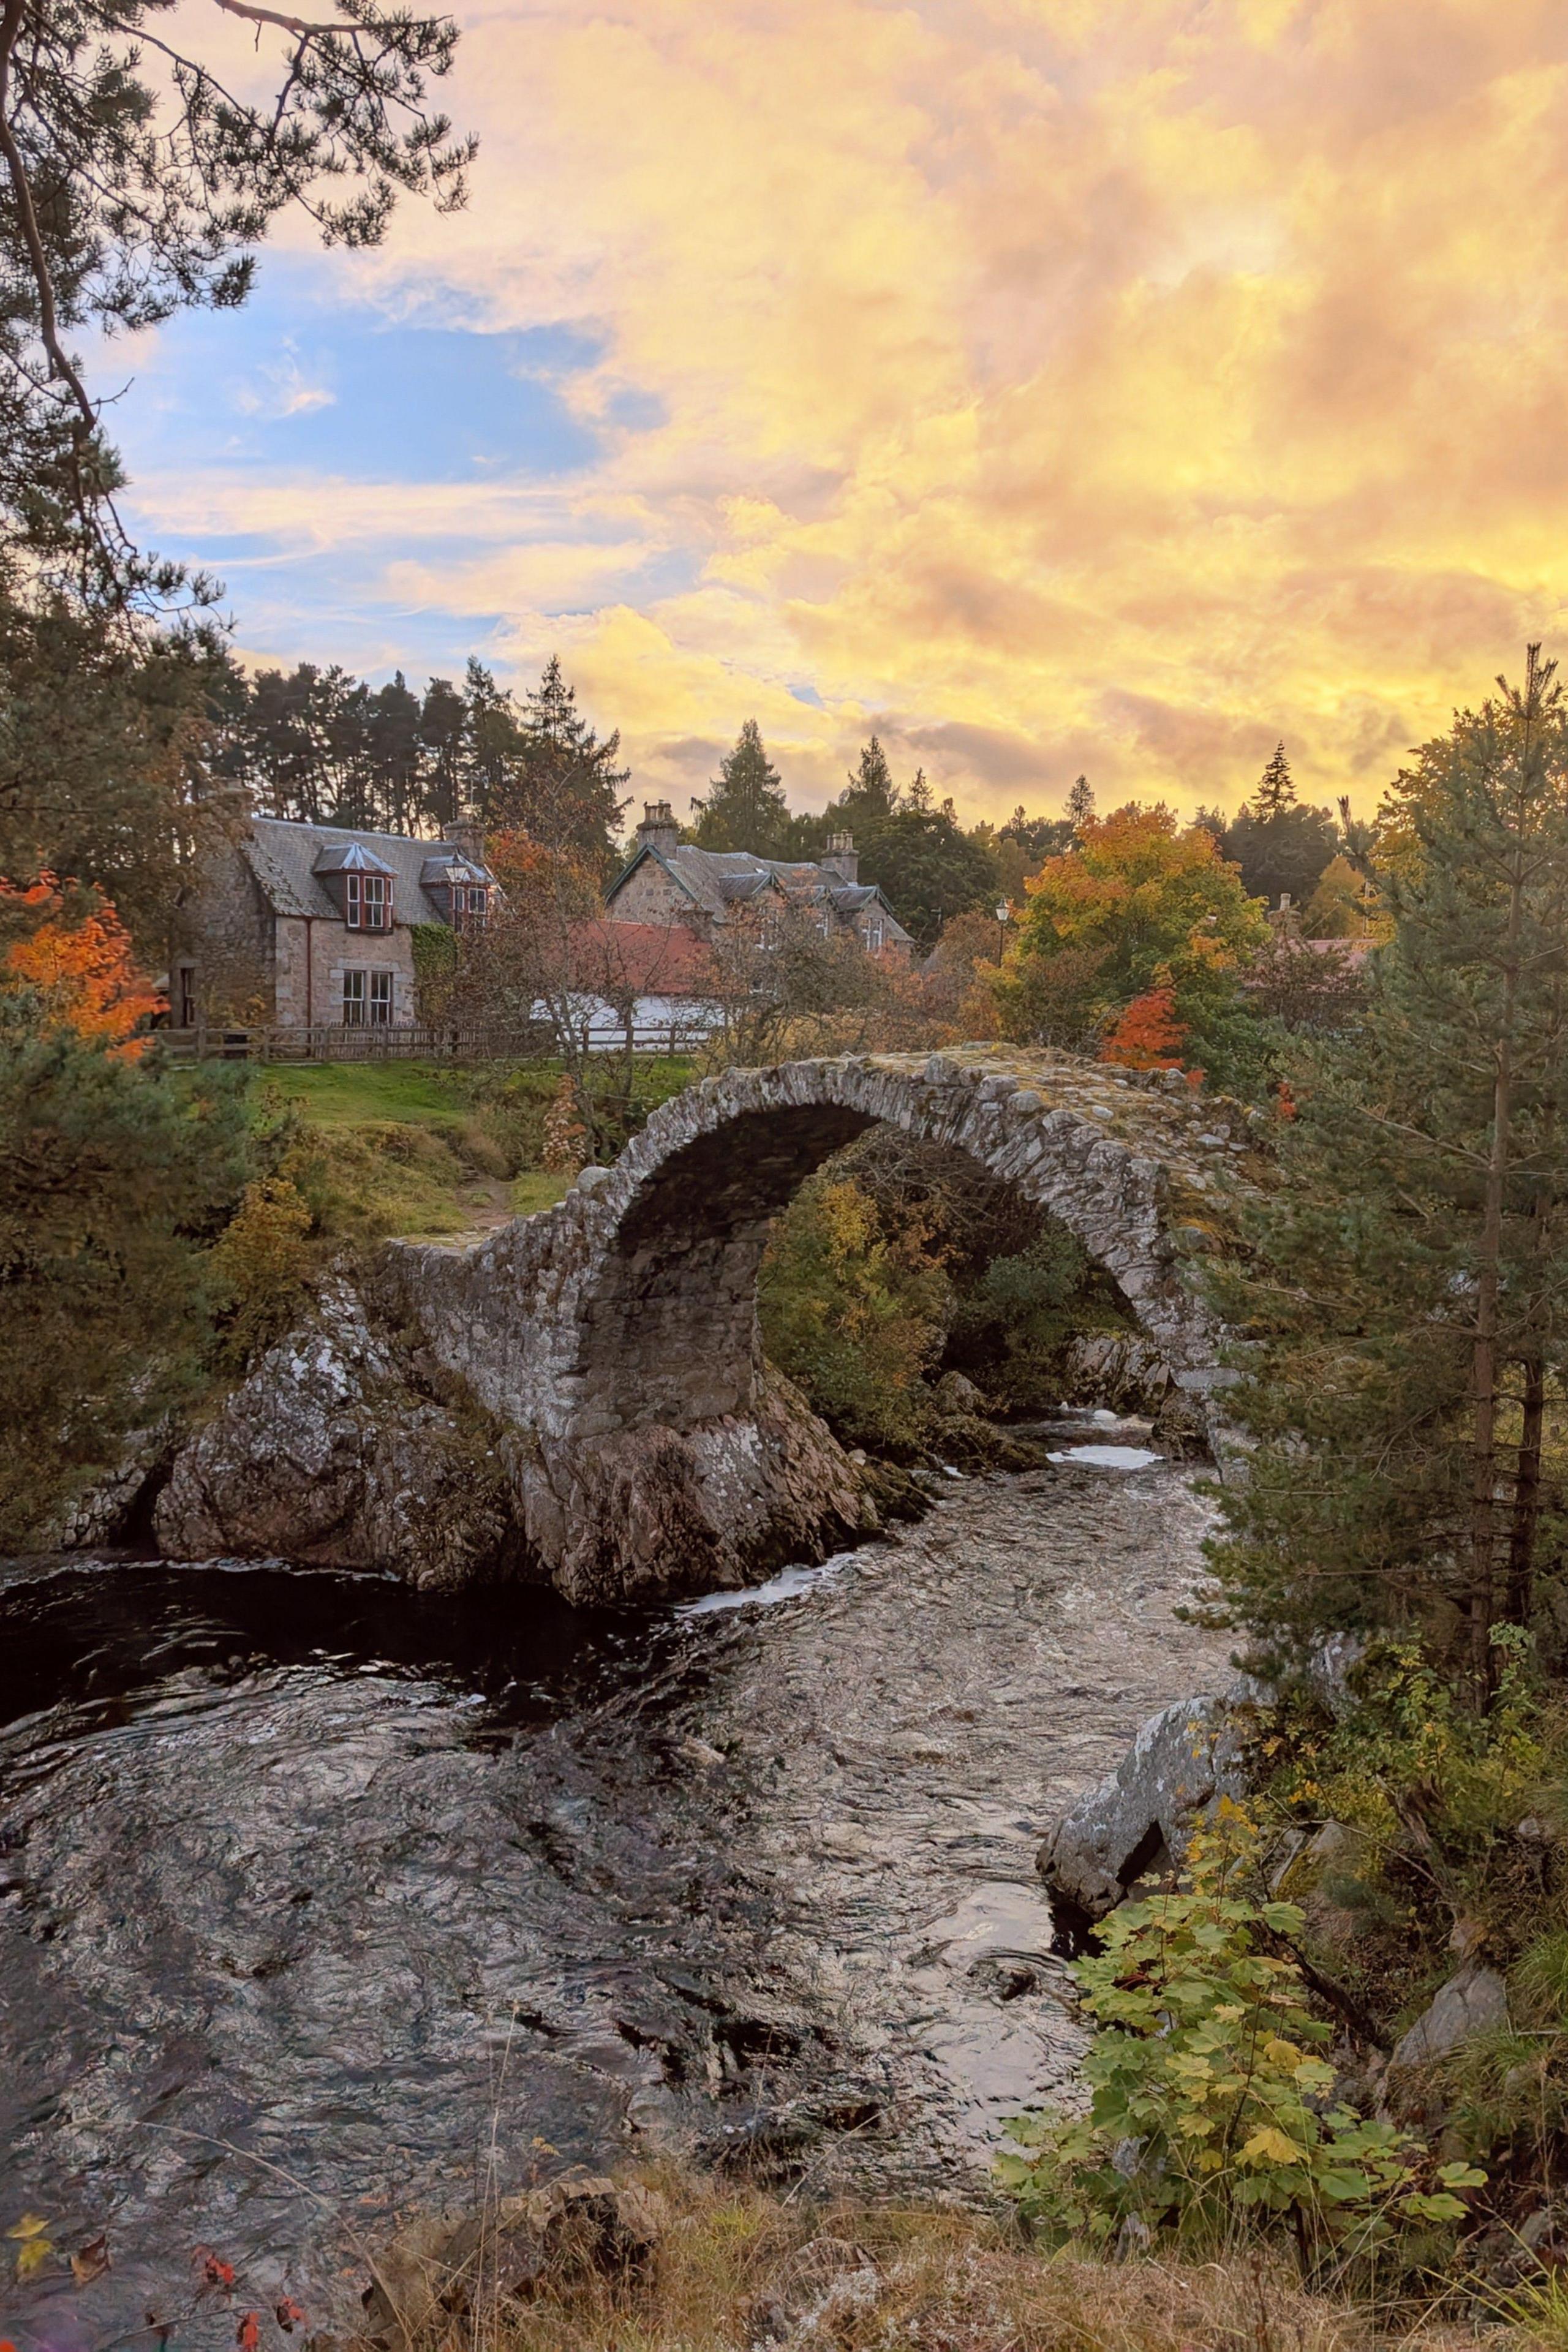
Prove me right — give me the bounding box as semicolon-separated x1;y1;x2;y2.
369;970;393;1025
342;970;366;1025
363;874;390;931
178;966;197;1027
345;872;361;930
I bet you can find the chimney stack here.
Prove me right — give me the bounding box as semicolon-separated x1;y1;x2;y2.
637;800;680;856
821;831;859;886
448;807;486;866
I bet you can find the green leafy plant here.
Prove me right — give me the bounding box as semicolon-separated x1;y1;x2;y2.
758;1171;949;1453
208;1172;315;1365
997;1804;1482;2271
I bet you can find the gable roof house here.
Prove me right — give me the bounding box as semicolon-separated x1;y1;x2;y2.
604;803;914;960
168;814;497;1035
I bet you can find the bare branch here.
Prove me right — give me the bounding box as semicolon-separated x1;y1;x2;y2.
209;0;358;34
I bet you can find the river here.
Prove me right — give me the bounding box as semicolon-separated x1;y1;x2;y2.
0;1422;1230;2350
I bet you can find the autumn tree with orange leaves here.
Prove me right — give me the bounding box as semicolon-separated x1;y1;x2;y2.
990;803;1273;1094
1099;984;1193;1076
1;875;163;1057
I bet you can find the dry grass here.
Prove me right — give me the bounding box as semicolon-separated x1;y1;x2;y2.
377;2166;1505;2352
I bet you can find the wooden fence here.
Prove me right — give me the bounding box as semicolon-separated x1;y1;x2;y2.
154;1018;714;1065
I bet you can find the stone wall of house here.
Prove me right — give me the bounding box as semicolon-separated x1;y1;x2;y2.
274;914;418;1029
168;835;275;1027
606;859;706;932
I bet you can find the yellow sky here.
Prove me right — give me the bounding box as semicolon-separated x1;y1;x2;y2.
144;0;1568;824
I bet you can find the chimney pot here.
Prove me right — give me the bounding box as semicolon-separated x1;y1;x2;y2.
821;831;859;885
637;801;680;855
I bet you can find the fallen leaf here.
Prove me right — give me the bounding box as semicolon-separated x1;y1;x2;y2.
275;2298;305;2332
72;2233;111;2286
196;2248;236;2291
7;2215;50;2240
2;2335;18;2350
236;2311;260;2351
16;2234;55;2282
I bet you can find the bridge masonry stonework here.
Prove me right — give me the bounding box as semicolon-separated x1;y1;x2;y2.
155;1049;1253;1603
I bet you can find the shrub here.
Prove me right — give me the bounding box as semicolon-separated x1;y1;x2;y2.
208;1172;314;1364
944;1225;1125;1409
0;992;252;1540
758;1172;949;1453
997;1804;1482;2274
541;1072;588;1172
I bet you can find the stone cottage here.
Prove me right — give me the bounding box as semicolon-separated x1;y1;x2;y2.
168;815;497;1033
604;802;914;959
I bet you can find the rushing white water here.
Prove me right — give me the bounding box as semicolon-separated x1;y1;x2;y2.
1046;1444;1164;1469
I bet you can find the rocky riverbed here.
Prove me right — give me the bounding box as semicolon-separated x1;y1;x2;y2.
0;1425;1231;2350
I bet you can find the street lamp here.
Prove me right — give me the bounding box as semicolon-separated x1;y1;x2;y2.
995;899;1010;961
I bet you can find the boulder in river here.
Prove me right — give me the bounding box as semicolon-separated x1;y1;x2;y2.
1039;1690;1251;1921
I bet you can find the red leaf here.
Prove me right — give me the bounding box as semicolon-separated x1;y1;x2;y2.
275;2299;305;2333
195;2247;236;2290
236;2312;260;2352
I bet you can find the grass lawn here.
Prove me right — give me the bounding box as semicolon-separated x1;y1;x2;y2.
242;1060;598;1242
251;1059;475;1129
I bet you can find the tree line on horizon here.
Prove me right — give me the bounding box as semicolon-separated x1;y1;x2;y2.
197;643;1361;956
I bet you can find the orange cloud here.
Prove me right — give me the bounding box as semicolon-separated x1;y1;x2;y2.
144;0;1568;821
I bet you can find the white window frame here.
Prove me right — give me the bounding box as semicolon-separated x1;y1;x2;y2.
342;968;367;1025
865;921;883;952
345;871;392;932
368;969;394;1025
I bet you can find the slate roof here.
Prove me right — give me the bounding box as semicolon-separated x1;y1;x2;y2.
606;843;913;943
243;818;491;924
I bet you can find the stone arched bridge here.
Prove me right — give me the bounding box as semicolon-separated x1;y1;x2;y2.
383;1049;1248;1601
156;1049;1251;1599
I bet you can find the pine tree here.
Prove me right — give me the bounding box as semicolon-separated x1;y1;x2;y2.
1066;775;1095;834
459;658;526;827
692;719;794;857
365;674;424;834
840;736;898;821
494;657;630;865
1255;742;1296;816
1208;649;1568;1687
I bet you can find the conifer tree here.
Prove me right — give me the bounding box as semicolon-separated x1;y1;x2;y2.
502;656;630;865
1255;742;1296;815
840;736;898;821
692;718;794;858
1066;774;1095;834
1209;649;1568;1688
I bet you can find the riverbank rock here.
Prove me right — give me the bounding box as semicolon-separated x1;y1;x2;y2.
1391;1964;1509;2070
1058;1331;1175;1416
47;1415;178;1547
154;1277;523;1588
1039;1691;1251;1921
154;1276;873;1601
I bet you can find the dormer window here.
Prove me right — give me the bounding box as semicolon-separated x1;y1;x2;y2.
314;839;398;931
346;870;392;931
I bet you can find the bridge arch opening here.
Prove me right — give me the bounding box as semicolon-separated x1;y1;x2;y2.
570;1074;1169;1441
